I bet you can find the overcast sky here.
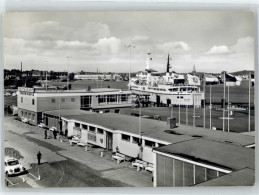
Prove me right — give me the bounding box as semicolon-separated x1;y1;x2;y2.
4;11;254;73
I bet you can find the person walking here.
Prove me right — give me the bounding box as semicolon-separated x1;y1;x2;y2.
37;151;42;165
44;129;47;139
53;129;57;139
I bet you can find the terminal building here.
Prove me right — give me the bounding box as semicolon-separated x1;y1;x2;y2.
17;87;132;126
40;110;255;186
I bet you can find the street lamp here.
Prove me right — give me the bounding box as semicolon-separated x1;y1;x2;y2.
65;56;72;90
125;45;135;89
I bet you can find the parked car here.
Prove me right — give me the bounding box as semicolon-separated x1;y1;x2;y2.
38;123;47;128
5;157;26;176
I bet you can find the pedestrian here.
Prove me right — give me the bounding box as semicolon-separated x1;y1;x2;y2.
65;129;68;137
53;129;57;139
44;129;47;139
37;151;42;165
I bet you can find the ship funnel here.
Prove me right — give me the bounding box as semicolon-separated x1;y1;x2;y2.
145;52;152;70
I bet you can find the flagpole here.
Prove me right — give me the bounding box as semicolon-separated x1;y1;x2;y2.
209;84;212;129
248;74;251;132
179;93;181;125
193;94;195;127
203;73;206;128
186;105;188;126
228;85;230;132
223;73;225;132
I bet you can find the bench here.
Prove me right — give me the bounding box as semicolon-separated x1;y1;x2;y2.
112;152;126;164
145;163;154;172
132;159;148;171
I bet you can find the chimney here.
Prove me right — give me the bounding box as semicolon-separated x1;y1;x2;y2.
88;86;91;91
168;117;177;129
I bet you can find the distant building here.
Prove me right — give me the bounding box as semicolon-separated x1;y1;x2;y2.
74;74;112;80
17;87;132;125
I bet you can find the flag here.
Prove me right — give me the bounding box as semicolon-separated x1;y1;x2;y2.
205;74;219;85
225;73;241;86
186;74;200;85
251;74;254;86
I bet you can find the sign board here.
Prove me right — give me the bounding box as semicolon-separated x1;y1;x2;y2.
18;87;34;93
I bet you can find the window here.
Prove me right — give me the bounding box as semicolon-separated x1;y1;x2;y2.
97;128;103;134
21;97;23;103
132;137;140;144
75;122;80;127
32;99;35;105
145;140;155;147
107;95;117;103
80;96;92;108
104;110;110;113
121;94;128;102
51;98;55;103
82;124;88;130
28;113;31;119
98;95;106;104
32;114;35;121
121;134;130;141
61;98;65;102
115;109;120;114
71;98;75;102
89;126;95;132
21;111;23;117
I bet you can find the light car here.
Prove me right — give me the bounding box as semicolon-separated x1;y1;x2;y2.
38;123;47;128
5;157;26;176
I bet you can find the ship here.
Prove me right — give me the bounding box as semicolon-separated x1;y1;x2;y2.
129;53;204;106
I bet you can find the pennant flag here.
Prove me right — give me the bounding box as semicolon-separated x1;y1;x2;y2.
225;73;241;86
251;74;254;86
187;74;200;85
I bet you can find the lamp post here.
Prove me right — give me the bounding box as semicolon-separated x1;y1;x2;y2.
125;45;135;89
65;56;72;90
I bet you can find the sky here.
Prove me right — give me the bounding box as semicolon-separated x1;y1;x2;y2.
4;11;254;73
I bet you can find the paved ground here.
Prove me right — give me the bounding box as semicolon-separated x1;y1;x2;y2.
4;115;153;188
120;106;254;133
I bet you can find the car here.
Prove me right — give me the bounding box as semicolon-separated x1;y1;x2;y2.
38;123;47;128
5;157;26;176
21;118;29;123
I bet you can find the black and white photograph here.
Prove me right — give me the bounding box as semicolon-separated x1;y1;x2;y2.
3;10;255;188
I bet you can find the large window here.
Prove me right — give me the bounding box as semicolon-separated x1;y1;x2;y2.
81;96;92;108
121;94;128;102
98;95;106;104
75;122;80;127
121;134;130;141
82;124;88;130
107;95;117;103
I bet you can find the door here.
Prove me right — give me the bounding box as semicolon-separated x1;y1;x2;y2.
156;95;160;106
106;132;113;150
167;99;171;107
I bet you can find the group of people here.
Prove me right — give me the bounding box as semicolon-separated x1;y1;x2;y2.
44;128;68;140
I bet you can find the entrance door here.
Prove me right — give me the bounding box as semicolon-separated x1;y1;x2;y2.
156;95;160;107
167;99;171;107
106;132;113;150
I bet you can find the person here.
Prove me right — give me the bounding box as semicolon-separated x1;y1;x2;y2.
44;129;47;139
65;129;68;137
53;129;57;139
37;151;42;165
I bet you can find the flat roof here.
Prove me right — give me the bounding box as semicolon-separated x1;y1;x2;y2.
154;139;255;171
43;109;94;116
63;113;169;135
195;168;255;186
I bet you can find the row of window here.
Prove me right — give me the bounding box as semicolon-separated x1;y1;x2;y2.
74;123;104;134
97;94;129;104
21;111;35;121
51;97;75;103
121;134;164;148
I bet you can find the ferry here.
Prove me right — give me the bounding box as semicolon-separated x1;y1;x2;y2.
129;53;204;106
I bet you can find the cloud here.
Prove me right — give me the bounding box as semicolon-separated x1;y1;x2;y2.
132;35;149;42
157;41;190;53
206;45;230;55
230;36;254;53
94;37;121;54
